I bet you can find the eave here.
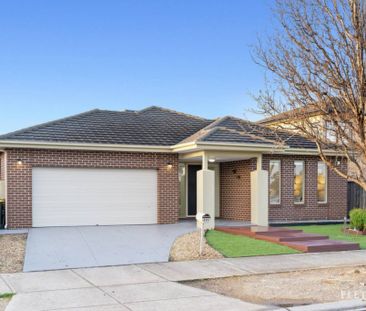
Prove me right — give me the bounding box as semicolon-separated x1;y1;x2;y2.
0;139;343;157
0;140;172;153
172;141;342;156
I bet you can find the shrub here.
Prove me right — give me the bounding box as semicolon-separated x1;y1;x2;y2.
349;208;366;231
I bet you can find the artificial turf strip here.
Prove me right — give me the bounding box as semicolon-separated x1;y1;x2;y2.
0;293;14;299
291;224;366;249
205;230;299;257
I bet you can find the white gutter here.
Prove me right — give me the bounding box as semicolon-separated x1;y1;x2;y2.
0;140;172;153
0;139;342;157
173;141;343;156
172;141;286;153
282;148;341;156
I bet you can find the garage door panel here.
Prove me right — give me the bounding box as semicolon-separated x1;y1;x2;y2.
32;167;158;227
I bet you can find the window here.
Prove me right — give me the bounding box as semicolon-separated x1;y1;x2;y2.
317;162;327;203
294;161;305;204
324;120;350;144
269;160;281;204
324;121;337;142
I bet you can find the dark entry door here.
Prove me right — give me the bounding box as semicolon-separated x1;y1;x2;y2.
187;165;202;216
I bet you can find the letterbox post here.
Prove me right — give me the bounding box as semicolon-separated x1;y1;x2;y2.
196;213;211;256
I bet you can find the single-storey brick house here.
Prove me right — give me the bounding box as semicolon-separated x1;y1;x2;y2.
0;106;347;229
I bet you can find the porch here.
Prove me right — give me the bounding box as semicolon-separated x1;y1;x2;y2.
178;150;269;228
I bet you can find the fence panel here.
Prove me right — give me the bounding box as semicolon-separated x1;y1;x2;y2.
348;182;366;215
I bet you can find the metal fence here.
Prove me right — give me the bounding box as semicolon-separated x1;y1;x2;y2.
347;182;366;215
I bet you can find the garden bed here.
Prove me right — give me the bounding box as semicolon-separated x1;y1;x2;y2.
185;265;366;307
169;231;223;261
0;234;27;273
343;227;366;236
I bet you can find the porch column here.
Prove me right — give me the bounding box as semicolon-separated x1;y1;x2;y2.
196;152;215;229
250;154;269;226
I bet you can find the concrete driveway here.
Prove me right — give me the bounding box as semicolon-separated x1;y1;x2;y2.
24;221;196;272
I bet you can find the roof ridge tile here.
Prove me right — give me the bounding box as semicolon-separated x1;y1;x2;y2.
138;106;210;121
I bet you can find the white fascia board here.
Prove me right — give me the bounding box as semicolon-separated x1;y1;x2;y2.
0;139;341;157
171;142;199;153
197;143;284;152
173;141;342;157
0;140;172;153
173;141;286;153
282;148;341;156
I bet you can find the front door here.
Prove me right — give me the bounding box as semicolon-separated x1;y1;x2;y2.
187;165;202;216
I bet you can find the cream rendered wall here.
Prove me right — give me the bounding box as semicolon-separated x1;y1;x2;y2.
179;163;220;218
268;115;324;132
0;181;5;200
213;164;220;217
197;169;215;229
251;169;269;226
179;164;187;218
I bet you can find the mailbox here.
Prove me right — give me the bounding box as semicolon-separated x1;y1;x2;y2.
196;213;211;230
196;212;210;221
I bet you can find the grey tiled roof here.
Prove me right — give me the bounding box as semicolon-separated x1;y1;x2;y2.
0;106;212;146
181;116;317;149
0;106;317;150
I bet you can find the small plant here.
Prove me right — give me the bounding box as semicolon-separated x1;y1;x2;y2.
349;208;366;231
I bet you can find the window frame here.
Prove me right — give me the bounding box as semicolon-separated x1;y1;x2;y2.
324;120;337;143
269;160;281;205
317;161;328;204
294;160;305;205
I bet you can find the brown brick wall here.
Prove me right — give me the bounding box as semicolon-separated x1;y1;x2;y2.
220;155;348;223
262;155;348;222
5;149;179;228
220;159;256;221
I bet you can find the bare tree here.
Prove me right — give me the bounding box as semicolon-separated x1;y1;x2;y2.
254;0;366;189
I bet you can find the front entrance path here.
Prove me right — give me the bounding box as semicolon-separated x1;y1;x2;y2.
24;222;196;272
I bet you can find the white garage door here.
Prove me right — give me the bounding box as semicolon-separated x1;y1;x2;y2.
32;167;158;227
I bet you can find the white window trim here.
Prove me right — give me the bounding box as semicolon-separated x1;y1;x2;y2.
317;161;328;204
294;160;305;204
269;160;281;205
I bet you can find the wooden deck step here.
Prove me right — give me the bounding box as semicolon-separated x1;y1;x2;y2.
215;225;361;253
216;226;302;237
283;239;360;252
257;232;329;243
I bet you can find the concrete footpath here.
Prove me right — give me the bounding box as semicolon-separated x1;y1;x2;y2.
1;250;366;311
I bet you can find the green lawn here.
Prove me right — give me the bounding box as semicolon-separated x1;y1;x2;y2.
205;230;299;257
289;224;366;249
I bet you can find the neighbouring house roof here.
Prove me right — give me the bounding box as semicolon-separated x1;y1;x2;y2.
258;98;347;125
257;106;321;125
0;106;317;151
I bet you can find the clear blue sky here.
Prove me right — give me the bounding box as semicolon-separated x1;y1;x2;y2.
0;0;273;134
